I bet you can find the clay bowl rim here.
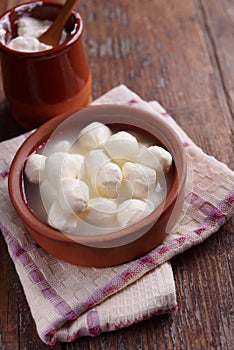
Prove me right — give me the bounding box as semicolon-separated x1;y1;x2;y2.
8;104;187;246
0;0;83;57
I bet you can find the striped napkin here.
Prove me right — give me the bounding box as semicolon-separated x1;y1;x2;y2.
0;85;233;345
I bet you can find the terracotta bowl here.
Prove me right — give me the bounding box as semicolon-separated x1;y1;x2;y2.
0;1;91;129
8;105;187;267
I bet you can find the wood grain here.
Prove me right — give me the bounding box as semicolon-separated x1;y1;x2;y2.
0;0;233;349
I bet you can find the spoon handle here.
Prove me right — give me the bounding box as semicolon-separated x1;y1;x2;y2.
39;0;79;46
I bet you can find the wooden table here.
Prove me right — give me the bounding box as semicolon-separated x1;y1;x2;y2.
0;0;233;349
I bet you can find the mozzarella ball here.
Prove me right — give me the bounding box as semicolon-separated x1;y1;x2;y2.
58;178;89;215
122;162;157;199
96;162;122;198
39;179;57;212
148;146;172;173
104;131;139;162
45;140;72;155
116;199;154;227
69;154;85;178
82;197;117;228
136;145;162;172
78;122;112;150
84;149;110;195
24;153;46;184
48;200;77;233
85;149;110;174
45;152;82;185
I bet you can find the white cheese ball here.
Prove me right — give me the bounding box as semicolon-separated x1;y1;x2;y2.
104;131;139;162
82;197;117;228
84;149;110;195
69;154;85;178
85;149;110;174
122;162;157;199
136;145;162;172
48;200;77;233
45;152;82;185
58;178;89;215
78;122;112;150
24;153;46;184
45;140;72;155
96;162;122;198
40;179;57;212
148;146;172;173
116;199;154;227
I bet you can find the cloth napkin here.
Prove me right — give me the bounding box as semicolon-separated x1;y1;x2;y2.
0;85;233;345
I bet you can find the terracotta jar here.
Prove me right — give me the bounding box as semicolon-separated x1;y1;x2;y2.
0;1;92;129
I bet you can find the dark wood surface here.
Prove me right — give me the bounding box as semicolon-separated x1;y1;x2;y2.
0;0;233;349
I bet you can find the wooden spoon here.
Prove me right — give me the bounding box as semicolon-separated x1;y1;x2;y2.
38;0;79;47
